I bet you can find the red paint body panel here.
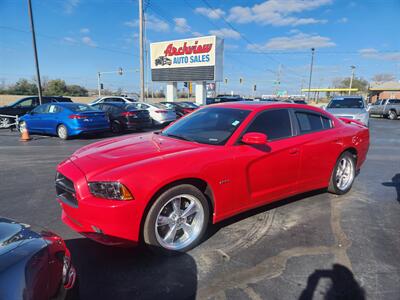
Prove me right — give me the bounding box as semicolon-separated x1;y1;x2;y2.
56;103;370;245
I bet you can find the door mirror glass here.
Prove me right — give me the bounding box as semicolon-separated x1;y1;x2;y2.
241;132;268;145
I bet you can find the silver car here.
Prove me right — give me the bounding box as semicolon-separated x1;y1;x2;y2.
325;96;369;126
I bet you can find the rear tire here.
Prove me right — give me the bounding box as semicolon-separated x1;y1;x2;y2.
388;110;397;120
328;152;356;195
57;124;69;140
111;121;123;133
143;184;209;254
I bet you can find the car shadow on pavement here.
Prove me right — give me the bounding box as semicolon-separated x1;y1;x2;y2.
298;264;365;300
204;189;327;241
382;174;400;203
66;238;197;300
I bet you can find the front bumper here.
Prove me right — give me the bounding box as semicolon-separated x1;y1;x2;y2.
56;160;142;245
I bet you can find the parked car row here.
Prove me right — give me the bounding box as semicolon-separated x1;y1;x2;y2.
0;96;202;139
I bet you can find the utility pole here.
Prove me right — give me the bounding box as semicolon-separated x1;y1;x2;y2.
97;72;101;96
275;64;282;96
27;0;42;104
349;65;356;95
307;48;315;102
139;0;145;102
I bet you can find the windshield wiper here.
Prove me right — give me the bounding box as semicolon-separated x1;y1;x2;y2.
163;133;195;142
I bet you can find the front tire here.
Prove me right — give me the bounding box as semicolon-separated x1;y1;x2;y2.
57;124;69;140
388;110;397;120
328;152;356;195
143;184;209;253
0;117;10;128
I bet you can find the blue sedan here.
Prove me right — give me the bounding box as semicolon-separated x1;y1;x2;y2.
19;103;110;139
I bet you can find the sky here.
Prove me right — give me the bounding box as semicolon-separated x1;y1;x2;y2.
1;0;399;96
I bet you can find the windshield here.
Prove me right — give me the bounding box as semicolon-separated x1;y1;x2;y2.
152;103;168;109
180;102;198;108
161;107;250;145
68;104;98;112
327;98;364;109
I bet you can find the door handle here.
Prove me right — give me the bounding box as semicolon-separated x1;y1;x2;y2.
289;148;299;155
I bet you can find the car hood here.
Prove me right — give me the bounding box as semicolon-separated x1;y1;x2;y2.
70;132;204;179
0;218;42;257
326;108;366;116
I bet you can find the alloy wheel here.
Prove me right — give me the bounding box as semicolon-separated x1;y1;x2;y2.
0;117;10;128
58;125;67;139
155;194;205;251
335;156;355;191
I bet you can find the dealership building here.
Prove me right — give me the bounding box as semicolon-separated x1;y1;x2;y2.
150;35;224;105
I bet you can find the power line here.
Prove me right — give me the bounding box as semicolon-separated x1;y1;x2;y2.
0;25;138;57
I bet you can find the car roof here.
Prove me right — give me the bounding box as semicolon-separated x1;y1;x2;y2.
207;101;324;113
53;102;89;107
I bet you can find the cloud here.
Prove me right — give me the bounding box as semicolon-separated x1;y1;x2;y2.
337;17;348;23
124;14;169;32
195;7;226;19
63;37;77;44
192;31;203;37
227;0;331;26
209;28;241;40
64;0;80;14
174;18;191;33
248;32;335;51
359;48;400;61
80;28;90;34
81;36;97;47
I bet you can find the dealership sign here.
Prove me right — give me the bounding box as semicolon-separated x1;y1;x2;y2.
150;35;223;82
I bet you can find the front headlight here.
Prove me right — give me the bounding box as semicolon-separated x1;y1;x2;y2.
88;182;134;200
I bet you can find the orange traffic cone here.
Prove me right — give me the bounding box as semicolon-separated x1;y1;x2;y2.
20;127;32;142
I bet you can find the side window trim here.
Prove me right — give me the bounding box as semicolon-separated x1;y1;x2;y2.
293;109;334;136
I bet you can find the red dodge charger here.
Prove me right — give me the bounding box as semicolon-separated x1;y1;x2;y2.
56;102;369;252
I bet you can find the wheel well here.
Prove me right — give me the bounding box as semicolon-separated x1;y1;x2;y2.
139;178;215;242
343;147;358;163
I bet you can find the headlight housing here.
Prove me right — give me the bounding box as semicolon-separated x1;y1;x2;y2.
88;182;134;200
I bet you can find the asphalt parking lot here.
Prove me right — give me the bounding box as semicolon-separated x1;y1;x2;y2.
0;118;399;300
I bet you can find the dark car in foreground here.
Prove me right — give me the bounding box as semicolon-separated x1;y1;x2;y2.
0;96;72;128
0;217;76;300
91;102;151;133
159;101;199;117
19;103;110;139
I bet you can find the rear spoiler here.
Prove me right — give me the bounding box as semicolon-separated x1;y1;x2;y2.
339;117;367;127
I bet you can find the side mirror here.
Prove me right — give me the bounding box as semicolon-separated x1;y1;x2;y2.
241;132;268;145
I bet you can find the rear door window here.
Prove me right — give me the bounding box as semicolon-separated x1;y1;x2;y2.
295;111;332;134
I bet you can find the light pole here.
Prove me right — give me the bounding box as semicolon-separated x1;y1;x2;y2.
27;0;43;104
96;68;125;96
349;65;356;95
138;0;145;102
307;48;315;102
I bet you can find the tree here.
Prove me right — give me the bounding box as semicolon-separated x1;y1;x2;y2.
372;73;396;83
45;79;67;96
8;79;37;95
66;85;88;96
334;77;369;93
